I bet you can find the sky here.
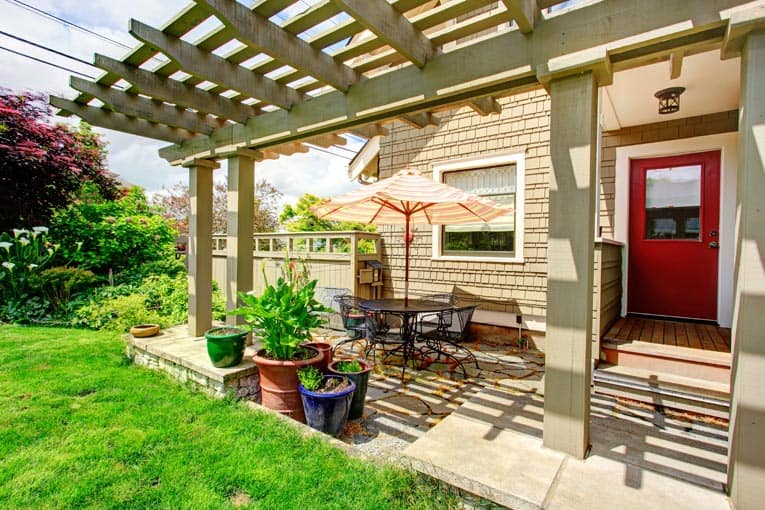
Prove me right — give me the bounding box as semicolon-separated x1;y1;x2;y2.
0;0;364;209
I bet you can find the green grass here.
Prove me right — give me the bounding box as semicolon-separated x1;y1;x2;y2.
0;326;456;510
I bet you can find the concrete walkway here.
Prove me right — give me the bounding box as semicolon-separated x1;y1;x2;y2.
403;383;730;510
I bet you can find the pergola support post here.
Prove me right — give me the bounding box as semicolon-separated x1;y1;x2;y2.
543;70;599;458
185;158;219;337
226;154;255;325
727;28;765;509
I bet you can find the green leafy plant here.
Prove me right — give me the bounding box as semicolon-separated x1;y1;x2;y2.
0;227;58;304
233;258;330;360
334;360;362;373
30;266;96;311
297;366;323;392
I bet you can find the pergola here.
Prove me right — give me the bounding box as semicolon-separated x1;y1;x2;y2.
50;1;765;507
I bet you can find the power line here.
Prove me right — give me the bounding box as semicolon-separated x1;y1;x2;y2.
0;30;93;67
3;0;132;49
306;144;353;160
0;44;96;79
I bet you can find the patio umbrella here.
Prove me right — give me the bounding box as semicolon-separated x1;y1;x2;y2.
312;168;512;303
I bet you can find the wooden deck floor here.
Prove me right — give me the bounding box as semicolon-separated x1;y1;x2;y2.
604;317;731;353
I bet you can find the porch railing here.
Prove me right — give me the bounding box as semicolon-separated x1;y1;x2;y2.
592;240;624;358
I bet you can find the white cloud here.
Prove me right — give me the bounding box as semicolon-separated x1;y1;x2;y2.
0;0;361;204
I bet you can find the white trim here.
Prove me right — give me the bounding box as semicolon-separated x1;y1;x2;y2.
430;151;526;263
614;133;738;327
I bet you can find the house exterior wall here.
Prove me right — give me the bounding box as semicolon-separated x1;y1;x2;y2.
377;89;738;332
378;87;551;327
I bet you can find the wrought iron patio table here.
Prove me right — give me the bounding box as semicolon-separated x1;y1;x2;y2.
358;298;454;381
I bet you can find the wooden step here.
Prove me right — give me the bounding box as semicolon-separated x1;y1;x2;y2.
593;364;730;420
601;340;731;383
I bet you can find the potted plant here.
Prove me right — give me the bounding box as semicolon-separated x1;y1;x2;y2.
233;259;330;423
297;366;355;437
204;326;248;368
302;341;333;372
328;359;373;420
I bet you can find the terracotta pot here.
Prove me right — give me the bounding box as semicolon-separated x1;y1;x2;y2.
302;342;333;372
130;324;160;338
328;359;373;420
253;346;323;423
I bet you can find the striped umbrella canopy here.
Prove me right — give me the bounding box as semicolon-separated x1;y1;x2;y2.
313;168;512;302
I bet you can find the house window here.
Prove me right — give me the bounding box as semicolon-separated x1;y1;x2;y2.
433;153;524;262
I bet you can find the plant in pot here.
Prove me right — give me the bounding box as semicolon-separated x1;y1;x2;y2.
328;359;373;420
233;259;331;423
204;326;248;368
297;366;355;437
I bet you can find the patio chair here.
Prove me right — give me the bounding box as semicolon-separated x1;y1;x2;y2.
417;293;457;335
332;295;370;354
415;304;479;378
314;286;351;331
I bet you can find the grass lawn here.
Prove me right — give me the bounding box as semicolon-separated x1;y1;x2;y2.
0;326;457;509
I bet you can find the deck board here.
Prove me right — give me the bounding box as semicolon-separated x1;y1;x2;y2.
604;317;730;353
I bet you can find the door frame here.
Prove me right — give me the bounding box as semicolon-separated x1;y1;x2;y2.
611;133;738;327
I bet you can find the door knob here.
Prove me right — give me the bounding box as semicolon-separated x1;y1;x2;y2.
709;242;719;249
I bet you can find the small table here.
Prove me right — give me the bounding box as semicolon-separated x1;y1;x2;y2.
359;298;454;380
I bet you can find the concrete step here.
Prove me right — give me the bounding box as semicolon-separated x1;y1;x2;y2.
601;340;731;383
593;364;730;420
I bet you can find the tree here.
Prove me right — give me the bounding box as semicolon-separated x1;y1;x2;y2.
151;179;282;235
279;193;374;232
0;89;118;233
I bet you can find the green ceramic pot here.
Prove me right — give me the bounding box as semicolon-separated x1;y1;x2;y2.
328;359;372;420
205;327;247;368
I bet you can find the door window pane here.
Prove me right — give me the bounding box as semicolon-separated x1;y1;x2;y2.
645;165;701;240
442;164;516;255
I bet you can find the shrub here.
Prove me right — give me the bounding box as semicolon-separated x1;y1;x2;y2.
30;266;96;312
50;187;177;275
0;227;57;305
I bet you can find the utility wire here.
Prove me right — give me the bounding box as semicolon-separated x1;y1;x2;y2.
3;0;132;49
306;144;353;160
0;30;94;67
0;44;96;79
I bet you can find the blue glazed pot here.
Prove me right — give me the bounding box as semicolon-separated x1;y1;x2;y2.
298;376;356;437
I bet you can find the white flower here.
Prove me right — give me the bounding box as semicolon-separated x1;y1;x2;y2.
12;229;29;238
1;261;14;271
0;241;11;251
32;226;49;234
18;238;30;246
76;241;83;250
28;263;38;270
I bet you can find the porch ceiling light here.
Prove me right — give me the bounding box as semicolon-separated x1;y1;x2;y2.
654;87;685;114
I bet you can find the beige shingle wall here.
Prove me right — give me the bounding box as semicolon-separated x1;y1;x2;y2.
378;88;551;318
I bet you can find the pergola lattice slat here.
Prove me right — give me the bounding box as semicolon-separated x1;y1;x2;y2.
93;54;257;123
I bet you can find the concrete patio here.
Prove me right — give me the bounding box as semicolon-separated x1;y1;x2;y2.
126;327;730;509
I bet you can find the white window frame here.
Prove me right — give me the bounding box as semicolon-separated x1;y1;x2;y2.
431;151;525;263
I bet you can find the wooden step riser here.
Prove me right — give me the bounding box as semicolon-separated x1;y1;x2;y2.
593;382;730;420
601;348;730;384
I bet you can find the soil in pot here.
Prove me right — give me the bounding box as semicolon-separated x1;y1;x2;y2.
254;346;323;423
205;327;247;368
299;375;356;437
302;342;333;372
328;359;373;420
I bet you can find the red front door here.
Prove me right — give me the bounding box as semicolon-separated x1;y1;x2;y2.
628;151;720;321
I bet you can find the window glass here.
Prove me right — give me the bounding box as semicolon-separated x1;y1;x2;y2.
442;164;516;255
645;165;701;240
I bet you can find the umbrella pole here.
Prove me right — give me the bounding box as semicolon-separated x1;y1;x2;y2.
404;217;410;306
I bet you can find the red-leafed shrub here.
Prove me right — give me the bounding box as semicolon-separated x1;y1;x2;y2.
0;89;118;233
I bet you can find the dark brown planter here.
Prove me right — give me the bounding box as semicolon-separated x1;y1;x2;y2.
253;347;323;423
302;342;333;372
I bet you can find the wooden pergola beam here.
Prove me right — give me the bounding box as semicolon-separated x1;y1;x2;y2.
196;0;360;92
94;54;256;124
69;77;217;135
129;19;303;110
401;112;439;128
50;96;196;144
468;96;502;116
502;0;539;34
330;0;435;68
158;0;741;164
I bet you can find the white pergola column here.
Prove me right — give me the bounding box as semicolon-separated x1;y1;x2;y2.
726;25;765;509
542;69;600;458
225;153;255;325
184;158;219;337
